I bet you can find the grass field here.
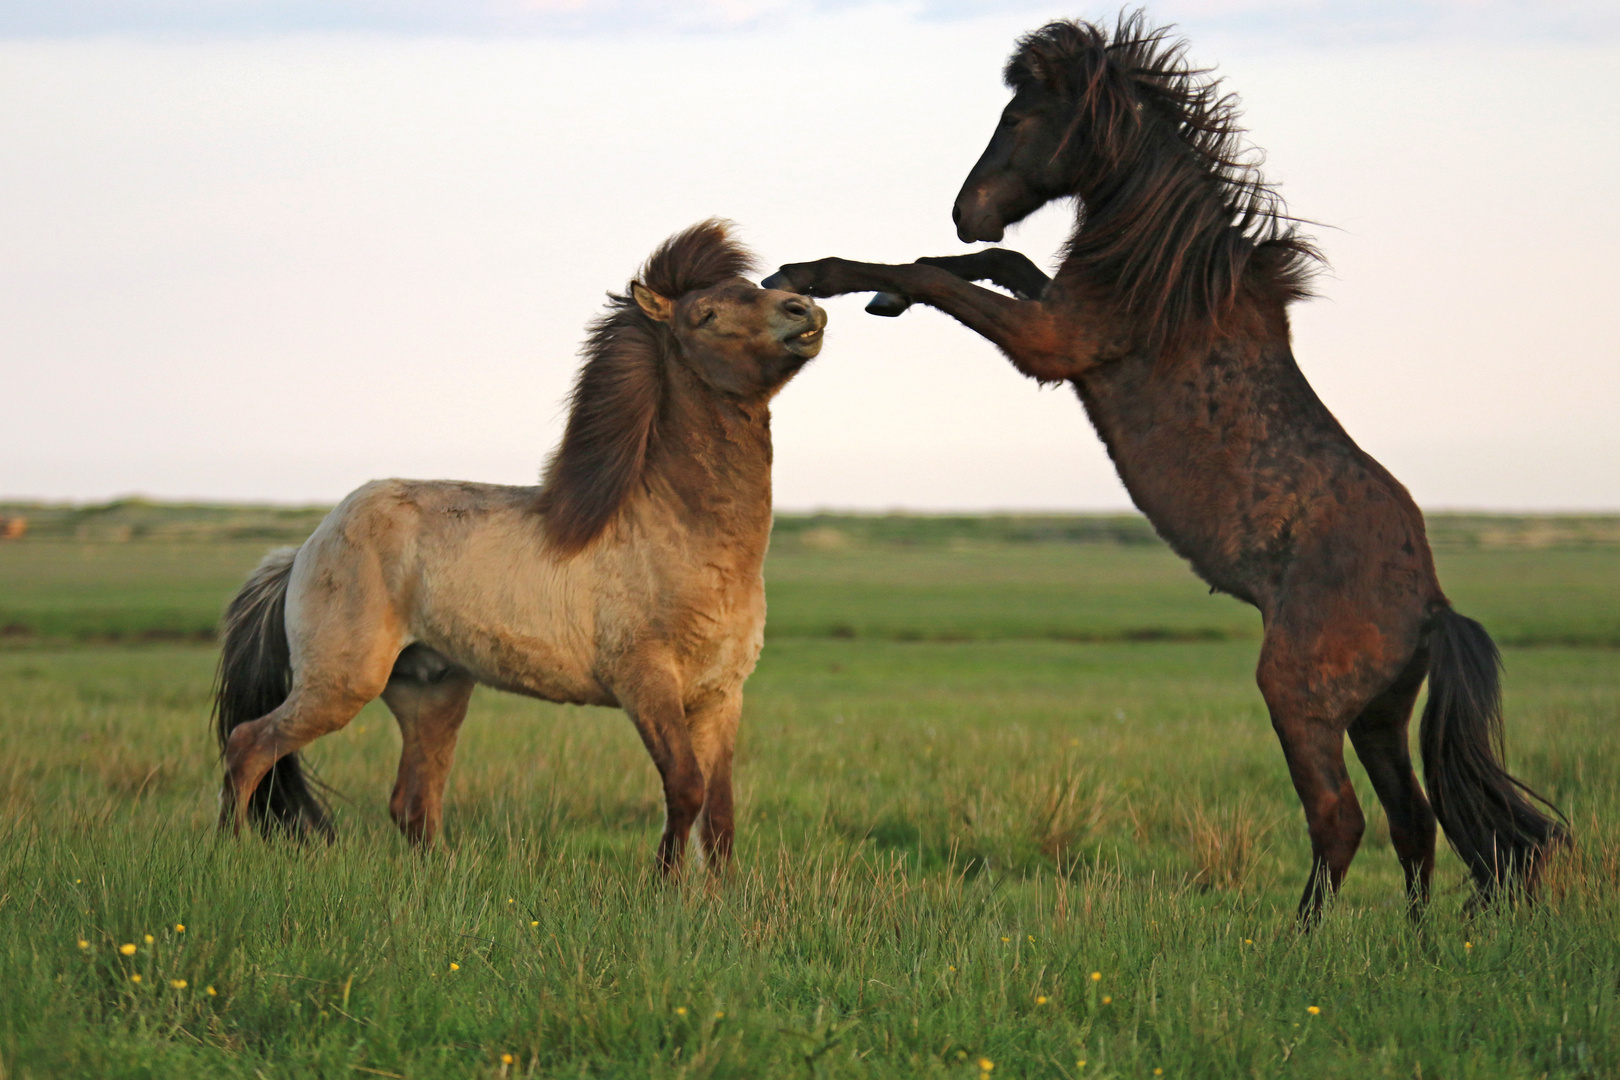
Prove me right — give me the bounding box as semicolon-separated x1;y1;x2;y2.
2;514;1618;1078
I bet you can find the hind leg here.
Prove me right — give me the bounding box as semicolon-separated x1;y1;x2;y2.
221;681;377;835
221;629;402;835
382;649;475;847
1257;631;1382;923
1348;651;1436;914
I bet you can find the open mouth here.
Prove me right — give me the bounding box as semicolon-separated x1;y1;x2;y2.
783;318;825;354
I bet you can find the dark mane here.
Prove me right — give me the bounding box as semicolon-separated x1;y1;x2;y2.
1007;11;1320;350
535;219;757;555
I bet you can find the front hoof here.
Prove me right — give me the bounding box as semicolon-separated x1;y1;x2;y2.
865;292;912;317
761;269;799;292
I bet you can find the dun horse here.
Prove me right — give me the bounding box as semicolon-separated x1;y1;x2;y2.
766;15;1563;916
216;220;826;873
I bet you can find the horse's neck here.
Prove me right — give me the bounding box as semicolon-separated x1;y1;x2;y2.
643;372;775;560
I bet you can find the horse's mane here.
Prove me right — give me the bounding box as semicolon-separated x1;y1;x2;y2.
536;219;757;556
1006;11;1320;350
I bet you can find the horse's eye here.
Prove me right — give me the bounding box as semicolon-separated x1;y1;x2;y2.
1000;112;1019;128
696;309;716;326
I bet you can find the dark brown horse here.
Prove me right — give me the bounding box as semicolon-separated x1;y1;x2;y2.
766;14;1563;918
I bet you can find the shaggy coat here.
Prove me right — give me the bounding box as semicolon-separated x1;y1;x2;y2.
766;14;1562;917
216;220;826;871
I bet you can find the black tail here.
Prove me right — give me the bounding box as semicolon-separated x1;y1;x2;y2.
1420;605;1564;901
213;546;333;839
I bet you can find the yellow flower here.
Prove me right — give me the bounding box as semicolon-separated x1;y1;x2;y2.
1027;935;1035;943
675;1006;687;1016
120;943;137;956
1307;1005;1320;1016
1077;1061;1086;1069
171;979;187;990
1035;995;1048;1005
1102;996;1112;1005
501;1054;514;1065
206;986;217;996
77;939;89;950
1154;1070;1163;1077
175;924;185;933
449;963;460;971
1090;971;1102;982
1464;941;1473;950
715;1011;725;1020
531;921;539;927
1001;936;1010;943
948;965;957;972
130;974;142;983
507;899;514;904
978;1058;995;1072
1243;938;1253;945
143;934;154;945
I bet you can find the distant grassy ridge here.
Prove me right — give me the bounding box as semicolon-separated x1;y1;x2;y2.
2;502;1618;647
6;498;1620;548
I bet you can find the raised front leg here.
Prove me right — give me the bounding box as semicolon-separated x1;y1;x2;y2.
867;248;1052;315
764;257;1089;382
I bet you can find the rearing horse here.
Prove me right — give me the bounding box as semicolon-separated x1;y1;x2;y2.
767;14;1563;917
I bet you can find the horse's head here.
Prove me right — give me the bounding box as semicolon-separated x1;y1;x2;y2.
630;276;826;398
953;21;1114;244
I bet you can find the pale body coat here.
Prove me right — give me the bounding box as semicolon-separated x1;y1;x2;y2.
215;221;825;870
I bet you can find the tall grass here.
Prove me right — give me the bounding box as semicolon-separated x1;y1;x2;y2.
2;637;1615;1077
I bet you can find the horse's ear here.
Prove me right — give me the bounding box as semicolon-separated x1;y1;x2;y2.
631;281;674;322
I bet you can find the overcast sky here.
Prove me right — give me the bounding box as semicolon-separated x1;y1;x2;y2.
3;1;1617;511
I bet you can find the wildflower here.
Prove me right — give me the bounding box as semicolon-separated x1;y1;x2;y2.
175;924;185;933
1001;936;1010;943
501;1054;514;1065
131;974;141;984
206;986;217;996
76;879;81;884
531;921;539;928
1307;1006;1320;1016
143;934;154;945
1464;941;1473;950
1090;971;1101;982
1244;938;1253;945
1027;935;1035;943
1154;1070;1163;1076
675;1006;687;1016
508;899;514;905
948;965;957;972
120;943;137;956
715;1011;725;1020
449;963;460;971
1035;995;1048;1005
979;1058;995;1072
1077;1061;1086;1069
77;940;89;950
1102;996;1112;1005
171;979;187;990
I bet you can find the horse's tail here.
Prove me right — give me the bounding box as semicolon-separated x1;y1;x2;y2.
213;546;333;839
1419;604;1564;900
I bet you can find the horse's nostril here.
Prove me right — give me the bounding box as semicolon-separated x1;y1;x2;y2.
781;298;809;318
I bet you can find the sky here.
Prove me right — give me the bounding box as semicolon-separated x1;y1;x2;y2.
2;1;1617;512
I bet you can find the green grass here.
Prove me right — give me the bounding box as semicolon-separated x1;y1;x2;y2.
5;532;1620;646
1;522;1618;1077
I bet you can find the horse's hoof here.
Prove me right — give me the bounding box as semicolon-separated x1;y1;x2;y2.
865;292;913;317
